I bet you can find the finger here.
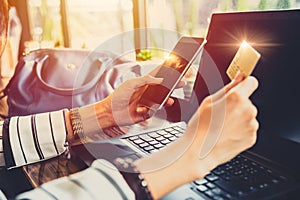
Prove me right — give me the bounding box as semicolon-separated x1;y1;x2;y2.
164;98;175;107
132;75;163;89
136;106;148;115
175;80;186;89
230;76;259;99
210;72;244;101
136;106;155;121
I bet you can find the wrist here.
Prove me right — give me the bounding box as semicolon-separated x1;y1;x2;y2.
65;111;74;143
66;108;86;144
133;134;215;199
114;157;153;200
94;97;116;129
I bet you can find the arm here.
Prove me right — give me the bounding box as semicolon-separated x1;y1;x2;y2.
2;75;258;199
0;75;172;169
135;75;259;199
0;110;68;169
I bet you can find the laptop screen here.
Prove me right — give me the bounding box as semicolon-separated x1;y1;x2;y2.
192;9;300;144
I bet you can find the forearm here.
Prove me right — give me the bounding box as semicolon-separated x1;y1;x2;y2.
15;159;134;200
93;97;116;129
0;97;116;169
134;134;211;199
72;98;116;137
0;110;68;169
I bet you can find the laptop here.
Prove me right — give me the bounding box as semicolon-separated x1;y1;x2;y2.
70;9;300;199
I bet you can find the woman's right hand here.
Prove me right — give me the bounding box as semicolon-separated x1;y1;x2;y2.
135;74;259;199
184;74;259;177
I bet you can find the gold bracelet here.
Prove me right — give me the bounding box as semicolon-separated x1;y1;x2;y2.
70;108;86;143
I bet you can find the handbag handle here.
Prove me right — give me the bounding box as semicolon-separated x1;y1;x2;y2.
35;55;107;96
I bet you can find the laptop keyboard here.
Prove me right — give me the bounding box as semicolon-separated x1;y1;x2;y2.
191;155;287;199
124;125;185;154
124;125;288;200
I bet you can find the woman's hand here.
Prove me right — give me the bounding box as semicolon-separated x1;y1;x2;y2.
96;74;182;128
185;74;259;176
135;74;259;199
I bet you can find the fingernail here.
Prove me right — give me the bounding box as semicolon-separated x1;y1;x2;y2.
136;107;143;113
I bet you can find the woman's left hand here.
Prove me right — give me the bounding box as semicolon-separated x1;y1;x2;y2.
101;75;178;127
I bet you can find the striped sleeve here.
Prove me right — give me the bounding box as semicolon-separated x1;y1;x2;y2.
2;109;68;169
0;121;5;167
16;159;135;200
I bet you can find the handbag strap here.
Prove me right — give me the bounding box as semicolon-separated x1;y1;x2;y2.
35;55;108;96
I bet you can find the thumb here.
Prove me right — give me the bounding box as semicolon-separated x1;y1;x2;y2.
211;72;244;101
229;76;259;98
133;75;163;89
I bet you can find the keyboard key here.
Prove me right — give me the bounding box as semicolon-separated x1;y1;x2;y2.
169;136;177;141
161;139;171;145
213;168;225;176
196;185;208;192
204;190;214;198
173;126;182;131
154;143;165;149
139;134;154;142
133;139;144;144
165;128;174;132
212;188;222;195
194;179;208;185
156;136;166;141
144;146;155;152
237;190;245;196
223;192;233;199
149;140;159;145
128;136;139;141
148;132;160;138
206;182;216;189
170;130;180;135
163;133;174;138
149;149;159;153
271;179;280;184
206;174;219;182
175;133;183;138
258;182;269;189
138;142;149;148
157;130;168;135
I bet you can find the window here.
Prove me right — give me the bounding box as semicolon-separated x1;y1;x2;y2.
11;0;300;98
23;0;300;53
147;0;300;39
25;0;134;52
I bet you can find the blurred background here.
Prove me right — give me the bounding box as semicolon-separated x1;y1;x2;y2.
7;0;300;53
2;0;300;77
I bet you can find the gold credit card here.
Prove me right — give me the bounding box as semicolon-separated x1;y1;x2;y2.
226;41;261;80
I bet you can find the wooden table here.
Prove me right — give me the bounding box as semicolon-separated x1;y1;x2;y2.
22;151;86;188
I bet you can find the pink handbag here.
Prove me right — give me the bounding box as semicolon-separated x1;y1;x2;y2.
1;48;141;117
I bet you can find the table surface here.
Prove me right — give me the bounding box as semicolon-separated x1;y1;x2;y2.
22;152;86;188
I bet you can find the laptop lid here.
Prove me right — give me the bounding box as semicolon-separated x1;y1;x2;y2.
191;9;300;173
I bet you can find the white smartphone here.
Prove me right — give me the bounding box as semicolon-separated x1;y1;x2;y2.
139;36;206;111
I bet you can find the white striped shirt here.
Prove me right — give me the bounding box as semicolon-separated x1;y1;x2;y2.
0;110;68;169
0;109;135;199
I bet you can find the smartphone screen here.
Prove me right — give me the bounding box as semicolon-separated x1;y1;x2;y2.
139;37;206;111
